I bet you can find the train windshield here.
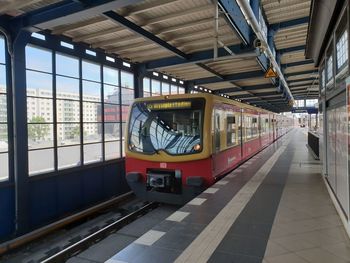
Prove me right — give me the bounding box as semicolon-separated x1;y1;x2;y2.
128;98;205;155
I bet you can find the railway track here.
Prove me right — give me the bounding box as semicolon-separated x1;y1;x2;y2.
41;202;159;263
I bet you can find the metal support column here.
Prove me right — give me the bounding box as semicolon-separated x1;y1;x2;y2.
11;30;31;235
133;64;145;99
185;81;194;93
250;0;260;20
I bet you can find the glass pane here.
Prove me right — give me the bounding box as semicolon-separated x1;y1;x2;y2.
0;37;5;64
0;153;8;181
56;53;79;78
26;70;53;98
57;123;80;146
162;83;170;95
104;104;120;122
104;122;120;141
82;60;100;82
83;102;101;122
336;30;348;70
122;122;125;156
56;76;79;100
178;87;185;94
83;123;102;143
121;105;129;122
83;80;101;102
170;85;178;94
0;124;8;152
25;45;52;73
121;87;134;105
57;99;80;122
0;94;7;122
121;71;133;89
58;145;81;169
27;97;53;123
28;124;54;149
84;143;102;164
104;84;119;104
0;64;6;93
103;66;118;86
151;80;160;95
105;141;120;160
143;78;150;92
143;92;151;97
28;148;54;175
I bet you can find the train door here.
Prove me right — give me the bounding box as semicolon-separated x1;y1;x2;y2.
212;110;221;173
239;110;244;158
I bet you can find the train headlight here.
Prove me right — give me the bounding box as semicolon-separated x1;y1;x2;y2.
193;144;201;151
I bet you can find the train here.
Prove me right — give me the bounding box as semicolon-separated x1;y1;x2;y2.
125;93;293;204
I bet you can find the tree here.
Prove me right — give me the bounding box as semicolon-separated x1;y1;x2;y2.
69;126;80;139
28;116;50;142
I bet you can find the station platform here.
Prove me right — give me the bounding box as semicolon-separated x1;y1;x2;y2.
106;129;350;263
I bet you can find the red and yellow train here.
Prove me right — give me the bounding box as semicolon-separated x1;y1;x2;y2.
125;93;292;204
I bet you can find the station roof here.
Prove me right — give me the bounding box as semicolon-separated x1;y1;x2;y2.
1;0;319;112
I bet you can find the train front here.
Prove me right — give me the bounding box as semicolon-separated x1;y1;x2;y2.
125;94;212;204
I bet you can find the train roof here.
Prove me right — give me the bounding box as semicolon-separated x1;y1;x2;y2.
133;93;274;115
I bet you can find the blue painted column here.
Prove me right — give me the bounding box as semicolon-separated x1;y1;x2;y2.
250;0;260;19
11;30;31;235
133;64;145;98
184;81;194;94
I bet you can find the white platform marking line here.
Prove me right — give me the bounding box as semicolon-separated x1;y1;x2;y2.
216;180;229;185
187;197;206;206
203;187;219;194
174;135;292;263
166;211;190;222
134;230;165;246
105;259;128;263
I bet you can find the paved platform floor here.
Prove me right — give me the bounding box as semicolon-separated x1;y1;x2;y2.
104;128;350;263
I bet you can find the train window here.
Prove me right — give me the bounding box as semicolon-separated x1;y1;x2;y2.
214;113;221;151
128;98;204;155
226;115;236;146
245;116;252;140
252;117;258;138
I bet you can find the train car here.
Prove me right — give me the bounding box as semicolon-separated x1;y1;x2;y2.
125;93;292;204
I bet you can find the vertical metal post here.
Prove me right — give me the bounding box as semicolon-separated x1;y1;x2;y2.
52;51;58;171
100;64;105;161
79;58;84;165
11;30;31;235
213;0;219;59
133;64;144;99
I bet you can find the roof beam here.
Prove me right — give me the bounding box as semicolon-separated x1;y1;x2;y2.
215;84;275;93
145;45;257;70
282;59;314;68
103;11;188;59
285;70;318;77
14;0;143;31
194;70;263;85
232;91;282;99
279;45;306;54
270;16;309;31
218;0;251;44
289;78;317;84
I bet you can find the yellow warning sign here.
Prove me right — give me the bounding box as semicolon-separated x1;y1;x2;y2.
264;66;278;78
